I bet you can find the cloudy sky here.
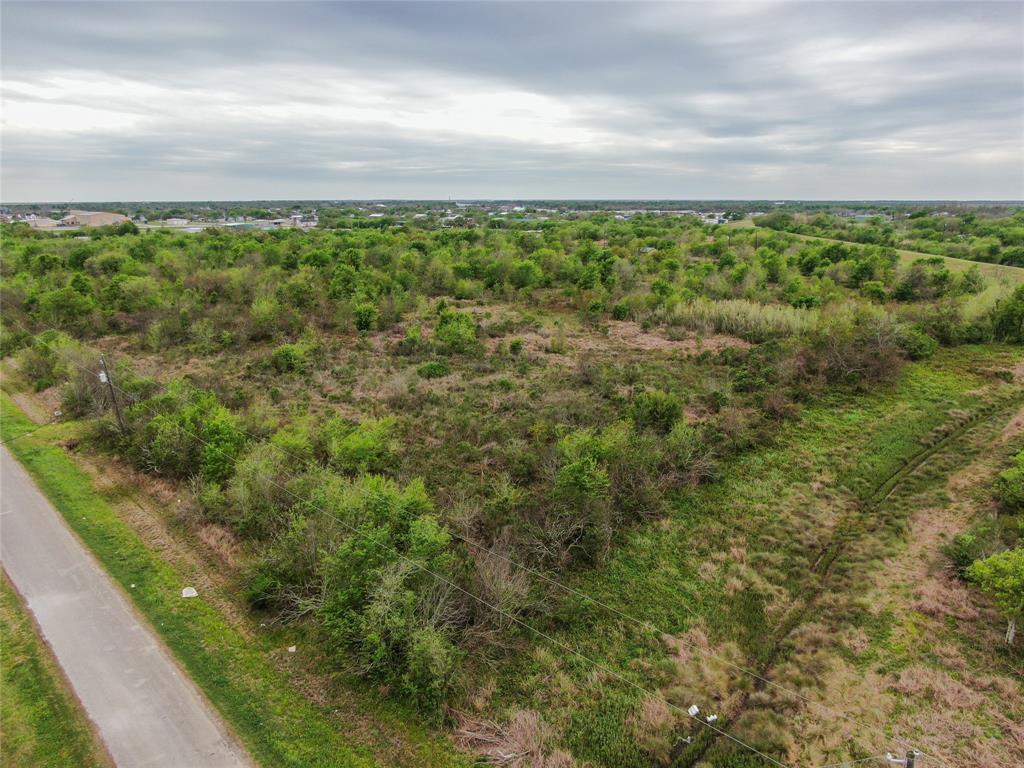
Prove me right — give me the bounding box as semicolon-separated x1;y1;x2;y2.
2;1;1022;202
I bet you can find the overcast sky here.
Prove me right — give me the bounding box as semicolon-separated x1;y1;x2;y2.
2;1;1022;202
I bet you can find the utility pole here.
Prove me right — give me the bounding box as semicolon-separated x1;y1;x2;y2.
99;356;126;433
886;750;920;768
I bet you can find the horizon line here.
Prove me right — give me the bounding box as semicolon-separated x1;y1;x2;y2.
4;198;1023;206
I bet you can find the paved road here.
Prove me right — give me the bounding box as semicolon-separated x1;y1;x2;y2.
0;446;251;768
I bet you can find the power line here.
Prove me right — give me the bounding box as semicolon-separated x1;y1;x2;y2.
11;327;793;768
0;416;57;446
9;322;939;766
10;321;942;767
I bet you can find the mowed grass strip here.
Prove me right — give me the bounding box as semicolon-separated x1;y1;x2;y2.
0;574;112;768
0;394;379;768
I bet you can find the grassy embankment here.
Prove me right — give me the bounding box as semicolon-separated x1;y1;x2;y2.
0;574;112;768
0;393;472;768
475;345;1023;767
730;220;1024;286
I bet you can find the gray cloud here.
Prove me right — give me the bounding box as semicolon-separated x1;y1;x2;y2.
2;1;1021;201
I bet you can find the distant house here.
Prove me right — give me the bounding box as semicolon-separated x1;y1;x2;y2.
61;210;129;227
162;217;190;226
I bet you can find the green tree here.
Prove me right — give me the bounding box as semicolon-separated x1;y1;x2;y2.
433;309;477;353
353;302;378;332
992;284;1024;342
968;548;1024;644
995;451;1024;512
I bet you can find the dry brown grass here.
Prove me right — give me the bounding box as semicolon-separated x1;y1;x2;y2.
627;694;675;765
890;666;986;709
910;576;979;620
454;710;578;767
196;523;243;567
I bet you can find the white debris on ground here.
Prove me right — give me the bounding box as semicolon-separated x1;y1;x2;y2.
181;587;198;598
287;645;297;653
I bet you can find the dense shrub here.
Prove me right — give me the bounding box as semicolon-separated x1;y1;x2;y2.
270;342;309;373
992;284;1024;342
996;451;1024;512
434;308;478;353
319;416;396;475
417;360;449;379
120;383;247;484
353;302;378;332
894;325;938;360
630;389;682;433
247;473;464;710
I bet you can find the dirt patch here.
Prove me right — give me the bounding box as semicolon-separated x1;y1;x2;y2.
998;403;1024;444
9;389;58;424
484;320;749;360
573;321;750;354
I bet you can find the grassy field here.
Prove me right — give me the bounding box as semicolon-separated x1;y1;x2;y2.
3;212;1022;767
0;394;472;768
734;220;1024;285
0;574;111;768
473;346;1024;767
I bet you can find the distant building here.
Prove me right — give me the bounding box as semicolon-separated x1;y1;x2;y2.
162;218;190;226
27;216;58;229
61;210;129;227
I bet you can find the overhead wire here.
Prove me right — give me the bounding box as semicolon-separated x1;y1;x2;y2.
9;324;794;768
9;319;947;766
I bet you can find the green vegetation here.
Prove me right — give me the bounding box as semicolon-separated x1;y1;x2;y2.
0;575;110;768
2;206;1021;767
968;548;1024;644
0;395;469;768
755;208;1024;266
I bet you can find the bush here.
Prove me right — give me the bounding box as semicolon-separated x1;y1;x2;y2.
967;548;1024;643
59;366;107;417
270;343;308;373
861;280;887;302
249;296;285;340
354;302;378;332
434;309;478;353
946;525;999;578
128;384;246;485
992;284;1024;342
396;324;426;355
402;623;460;709
416;360;449;379
996;451;1024;512
319;416;396;474
631;389;682;434
270;476;465;710
36;286;96;329
895;325;938;360
224;442;296;537
799;309;906;388
664;422;716;483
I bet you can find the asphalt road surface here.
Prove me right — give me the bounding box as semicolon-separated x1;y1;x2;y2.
1;445;251;767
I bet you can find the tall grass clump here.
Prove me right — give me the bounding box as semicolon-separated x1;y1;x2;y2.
658;298;819;341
